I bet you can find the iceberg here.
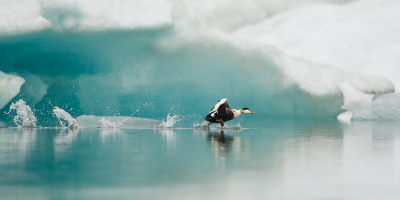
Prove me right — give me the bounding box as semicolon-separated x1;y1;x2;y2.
0;0;397;126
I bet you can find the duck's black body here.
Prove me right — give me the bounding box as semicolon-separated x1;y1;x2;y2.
205;98;235;125
204;98;254;127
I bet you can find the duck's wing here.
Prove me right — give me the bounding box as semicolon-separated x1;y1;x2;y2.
217;99;231;114
209;98;230;117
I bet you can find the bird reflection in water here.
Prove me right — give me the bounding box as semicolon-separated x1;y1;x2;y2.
208;130;234;154
207;128;248;166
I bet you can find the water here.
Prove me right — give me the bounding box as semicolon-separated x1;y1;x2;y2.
0;119;400;200
8;99;37;128
154;112;181;128
53;106;79;128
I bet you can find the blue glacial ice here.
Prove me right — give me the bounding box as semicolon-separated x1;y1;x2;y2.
0;0;398;127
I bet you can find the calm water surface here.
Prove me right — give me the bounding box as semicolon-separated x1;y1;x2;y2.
1;120;400;200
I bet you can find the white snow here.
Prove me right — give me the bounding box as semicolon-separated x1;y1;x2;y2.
39;0;172;32
0;71;25;109
233;0;400;92
185;0;352;32
0;0;172;35
0;0;51;36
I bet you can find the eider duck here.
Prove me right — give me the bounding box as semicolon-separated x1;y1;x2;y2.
204;98;254;127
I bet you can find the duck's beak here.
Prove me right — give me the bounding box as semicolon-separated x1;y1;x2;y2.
250;109;255;114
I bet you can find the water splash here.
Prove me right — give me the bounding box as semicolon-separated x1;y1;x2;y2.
155;113;181;129
99;117;127;128
9;99;37;128
193;121;210;129
53;107;79;128
211;123;241;130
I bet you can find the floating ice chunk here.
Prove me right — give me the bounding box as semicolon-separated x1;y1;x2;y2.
53;107;79;128
9;99;37;128
76;115;160;128
0;71;25;109
337;111;352;123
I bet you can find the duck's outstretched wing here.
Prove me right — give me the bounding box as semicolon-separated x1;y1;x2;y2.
209;98;230;117
217;99;231;114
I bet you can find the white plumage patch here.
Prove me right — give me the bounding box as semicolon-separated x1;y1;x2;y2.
232;109;241;119
210;98;228;117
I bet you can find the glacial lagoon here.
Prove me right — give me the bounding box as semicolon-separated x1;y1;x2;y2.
1;120;399;200
1;1;400;199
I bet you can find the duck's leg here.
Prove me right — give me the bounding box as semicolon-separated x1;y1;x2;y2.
207;122;211;127
215;119;225;127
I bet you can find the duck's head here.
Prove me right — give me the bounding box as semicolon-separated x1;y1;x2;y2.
240;108;255;114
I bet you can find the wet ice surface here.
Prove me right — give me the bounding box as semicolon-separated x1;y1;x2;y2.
0;120;400;200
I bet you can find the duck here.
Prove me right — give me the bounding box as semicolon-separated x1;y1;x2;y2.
204;98;254;127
